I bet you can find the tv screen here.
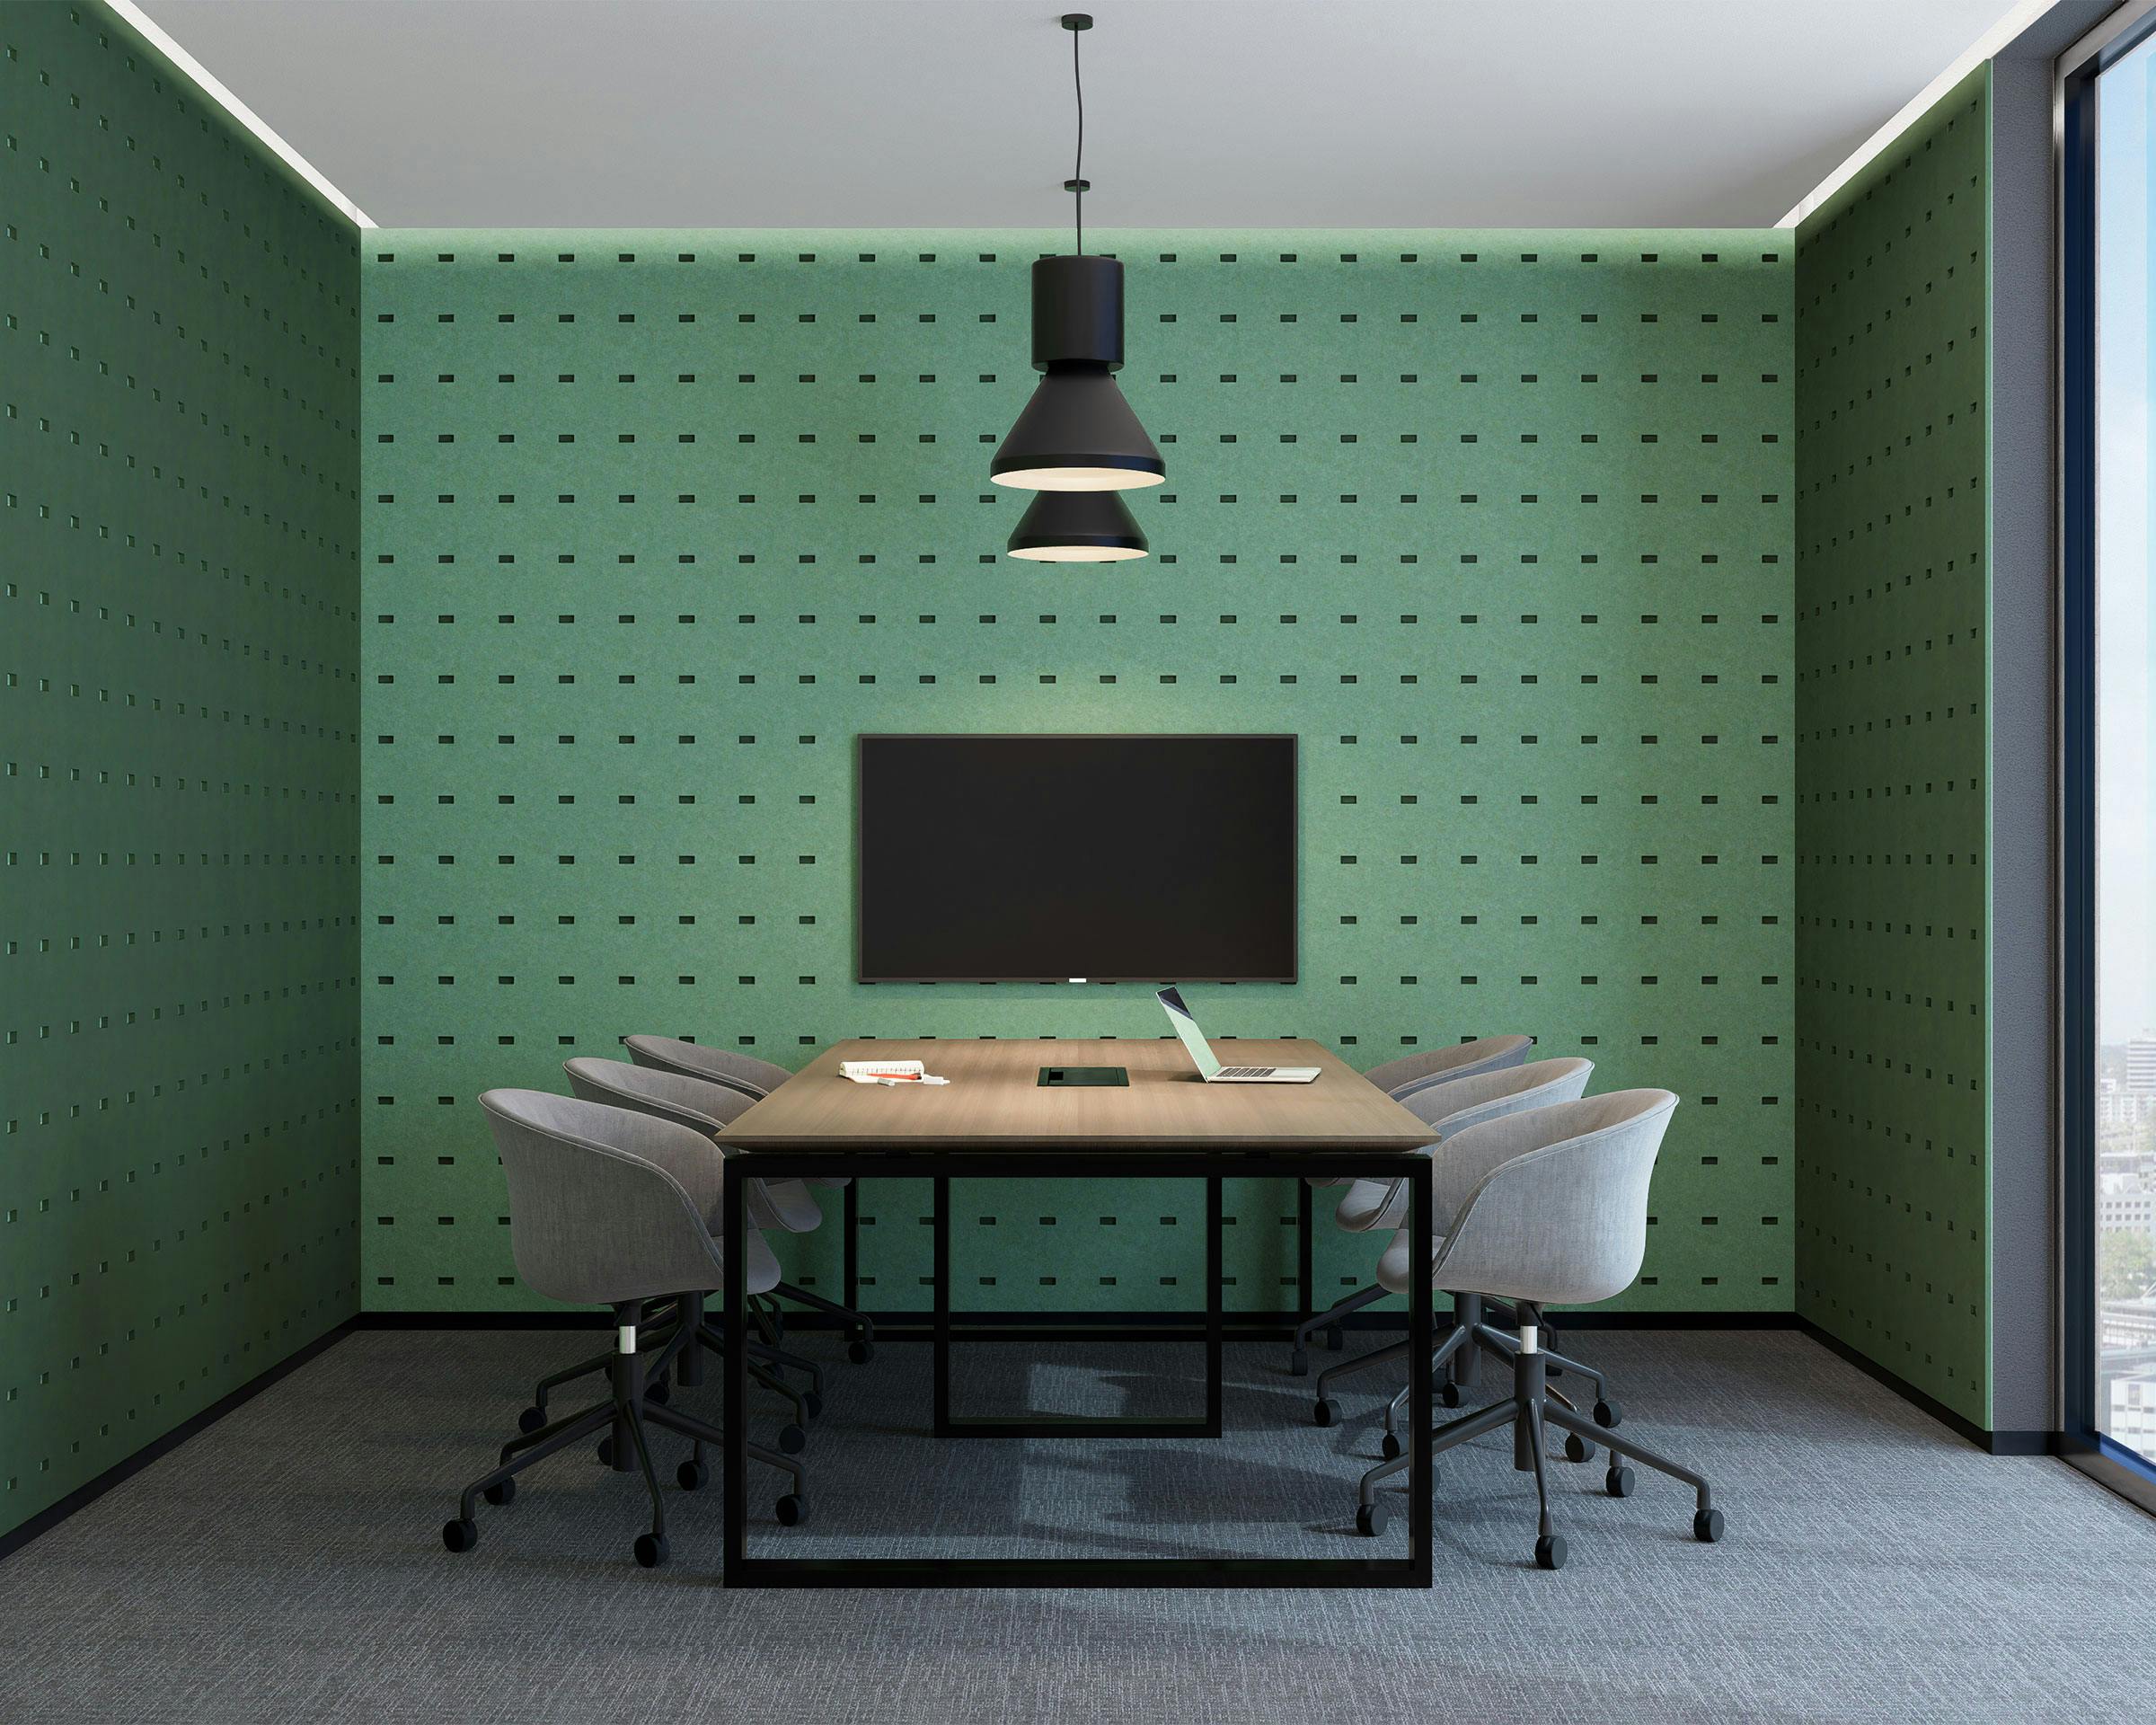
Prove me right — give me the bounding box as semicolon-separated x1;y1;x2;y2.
856;734;1297;983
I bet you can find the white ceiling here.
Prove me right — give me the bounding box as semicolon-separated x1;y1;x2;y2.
137;0;2024;230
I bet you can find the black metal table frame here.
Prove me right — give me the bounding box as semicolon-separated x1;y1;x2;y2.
720;1146;1434;1588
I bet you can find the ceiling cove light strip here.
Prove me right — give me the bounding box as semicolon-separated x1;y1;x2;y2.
106;0;376;229
1773;0;2052;228
996;13;1162;563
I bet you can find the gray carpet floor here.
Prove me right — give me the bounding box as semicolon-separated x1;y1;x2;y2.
2;1325;2153;1723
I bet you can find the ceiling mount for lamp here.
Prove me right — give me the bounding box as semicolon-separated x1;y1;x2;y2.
994;10;1165;532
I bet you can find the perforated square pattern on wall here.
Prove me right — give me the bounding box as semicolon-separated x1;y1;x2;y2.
0;3;362;1535
361;229;1795;1314
1794;69;1991;1426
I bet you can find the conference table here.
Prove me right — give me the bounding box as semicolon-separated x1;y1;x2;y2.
718;1037;1440;1588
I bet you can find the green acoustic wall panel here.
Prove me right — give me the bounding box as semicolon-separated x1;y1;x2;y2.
1794;69;1992;1424
360;230;1795;1314
0;3;361;1535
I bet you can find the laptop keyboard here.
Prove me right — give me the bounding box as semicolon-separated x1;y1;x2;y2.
1216;1066;1277;1078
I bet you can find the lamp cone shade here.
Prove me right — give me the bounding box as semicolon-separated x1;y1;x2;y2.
1007;489;1149;562
990;367;1165;491
991;256;1165;491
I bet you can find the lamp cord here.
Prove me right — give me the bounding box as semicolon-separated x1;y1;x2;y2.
1072;23;1084;254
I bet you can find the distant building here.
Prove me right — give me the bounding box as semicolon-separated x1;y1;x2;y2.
2100;1183;2156;1234
2099;1092;2156;1128
2131;1031;2156;1094
2109;1364;2156;1461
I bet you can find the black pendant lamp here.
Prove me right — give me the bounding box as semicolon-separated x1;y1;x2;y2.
994;12;1164;532
1008;488;1148;562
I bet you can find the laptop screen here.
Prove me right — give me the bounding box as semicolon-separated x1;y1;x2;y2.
1156;986;1222;1079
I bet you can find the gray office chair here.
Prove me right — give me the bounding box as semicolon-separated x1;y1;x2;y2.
1291;1049;1575;1376
1293;1033;1533;1367
442;1090;808;1571
1348;1090;1724;1570
1360;1033;1535;1101
626;1032;851;1200
530;1060;830;1450
1307;1058;1596;1439
568;1057;876;1364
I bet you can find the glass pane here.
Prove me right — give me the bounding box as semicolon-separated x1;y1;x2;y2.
2096;28;2156;1464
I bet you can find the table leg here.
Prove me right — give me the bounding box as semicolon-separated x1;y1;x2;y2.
843;1178;861;1314
1296;1177;1314;1343
1206;1174;1225;1439
721;1155;748;1586
1408;1154;1434;1588
932;1174;951;1438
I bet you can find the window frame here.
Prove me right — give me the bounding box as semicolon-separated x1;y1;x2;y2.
2057;0;2156;1518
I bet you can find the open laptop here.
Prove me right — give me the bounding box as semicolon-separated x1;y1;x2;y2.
1156;986;1321;1084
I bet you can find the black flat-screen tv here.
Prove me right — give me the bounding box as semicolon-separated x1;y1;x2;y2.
856;734;1297;983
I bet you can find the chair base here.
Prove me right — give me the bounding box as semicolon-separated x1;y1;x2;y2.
446;1299;809;1568
1350;1301;1721;1567
1288;1283;1386;1373
518;1284;868;1442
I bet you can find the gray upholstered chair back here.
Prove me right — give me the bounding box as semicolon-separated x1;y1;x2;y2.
1409;1056;1595;1133
565;1057;753;1135
1330;1057;1599;1234
1362;1033;1534;1101
623;1035;791;1101
478;1089;780;1307
621;1037;847;1193
1427;1089;1678;1307
565;1057;824;1232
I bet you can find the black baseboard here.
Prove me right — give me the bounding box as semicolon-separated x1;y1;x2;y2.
1796;1319;2047;1455
352;1306;1803;1333
0;1316;358;1562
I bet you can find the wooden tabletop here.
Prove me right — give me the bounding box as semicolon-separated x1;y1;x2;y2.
719;1038;1439;1152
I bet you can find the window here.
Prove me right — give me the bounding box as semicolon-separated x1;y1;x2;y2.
2063;0;2156;1511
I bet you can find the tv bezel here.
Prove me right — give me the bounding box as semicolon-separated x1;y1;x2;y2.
853;732;1300;985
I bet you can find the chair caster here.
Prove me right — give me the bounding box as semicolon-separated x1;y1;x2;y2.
1593;1397;1623;1429
1289;1347;1309;1377
1381;1430;1402;1461
676;1459;708;1492
647;1377;672;1407
633;1533;670;1570
776;1493;808;1526
596;1437;614;1466
849;1338;876;1365
1312;1397;1342;1429
1534;1533;1567;1570
483;1478;517;1506
1606;1465;1635;1499
1694;1507;1725;1544
1355;1502;1388;1537
1563;1432;1594;1464
1440;1382;1462;1409
776;1422;808;1455
442;1517;479;1553
517;1404;546;1435
1324;1322;1345;1351
802;1391;824;1420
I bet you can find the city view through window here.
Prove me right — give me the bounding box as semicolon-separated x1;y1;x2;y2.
2095;24;2156;1465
